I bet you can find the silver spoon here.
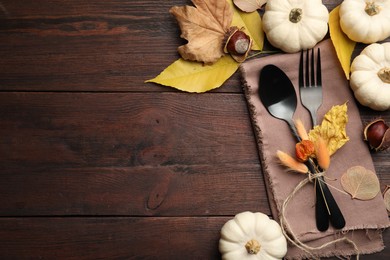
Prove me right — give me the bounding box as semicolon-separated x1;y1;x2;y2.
259;64;345;231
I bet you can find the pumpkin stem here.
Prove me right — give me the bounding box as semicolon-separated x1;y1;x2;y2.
289;8;302;23
245;239;261;255
365;1;381;16
378;67;390;84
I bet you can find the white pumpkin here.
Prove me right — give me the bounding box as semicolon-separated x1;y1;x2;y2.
262;0;329;53
350;42;390;111
219;211;287;260
340;0;390;44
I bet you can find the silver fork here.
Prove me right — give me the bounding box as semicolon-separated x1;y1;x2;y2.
298;50;346;231
299;49;322;126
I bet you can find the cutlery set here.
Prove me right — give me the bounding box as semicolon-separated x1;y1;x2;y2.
259;49;346;231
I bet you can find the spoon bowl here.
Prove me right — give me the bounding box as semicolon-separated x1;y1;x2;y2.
259;65;298;137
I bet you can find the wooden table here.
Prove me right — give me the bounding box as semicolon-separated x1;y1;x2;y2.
0;0;388;258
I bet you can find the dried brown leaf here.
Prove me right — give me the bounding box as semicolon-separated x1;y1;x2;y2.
341;166;380;200
170;0;233;64
233;0;266;13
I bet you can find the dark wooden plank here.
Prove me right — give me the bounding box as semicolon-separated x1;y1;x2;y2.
0;92;258;168
0;165;268;216
0;0;242;92
0;217;388;259
0;92;269;215
0;217;226;259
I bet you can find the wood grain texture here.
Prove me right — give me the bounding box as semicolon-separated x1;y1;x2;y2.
0;165;268;216
0;217;388;259
0;92;259;168
0;0;389;259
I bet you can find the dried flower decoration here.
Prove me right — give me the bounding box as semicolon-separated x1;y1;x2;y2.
295;140;315;162
277;104;349;174
315;137;330;170
276;150;309;174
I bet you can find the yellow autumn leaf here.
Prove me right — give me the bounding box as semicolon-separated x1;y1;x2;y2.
228;0;264;51
329;5;356;79
308;103;349;155
145;55;239;93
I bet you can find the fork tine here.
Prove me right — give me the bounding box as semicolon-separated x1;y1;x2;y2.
305;49;310;87
299;51;304;87
317;48;322;87
311;49;315;87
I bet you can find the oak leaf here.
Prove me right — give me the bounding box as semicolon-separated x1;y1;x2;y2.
341;166;380;200
329;5;356;79
308;103;349;156
233;0;266;13
170;0;233;64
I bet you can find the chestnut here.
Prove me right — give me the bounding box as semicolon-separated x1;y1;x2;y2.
226;30;250;55
363;119;390;151
223;27;252;63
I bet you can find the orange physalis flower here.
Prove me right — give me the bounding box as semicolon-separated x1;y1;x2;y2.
295;140;315;162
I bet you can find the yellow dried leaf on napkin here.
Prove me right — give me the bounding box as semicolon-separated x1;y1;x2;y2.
228;0;264;51
329;5;356;79
145;56;239;93
308;103;349;155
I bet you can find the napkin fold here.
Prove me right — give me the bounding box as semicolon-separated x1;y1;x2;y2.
241;39;389;259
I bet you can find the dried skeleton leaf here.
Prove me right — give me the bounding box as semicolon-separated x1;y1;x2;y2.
384;186;390;212
233;0;266;13
341;166;380;200
170;0;233;64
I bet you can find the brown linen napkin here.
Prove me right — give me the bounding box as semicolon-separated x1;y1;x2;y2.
241;39;389;259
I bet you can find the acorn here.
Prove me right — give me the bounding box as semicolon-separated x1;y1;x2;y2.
363;119;390;151
224;27;252;63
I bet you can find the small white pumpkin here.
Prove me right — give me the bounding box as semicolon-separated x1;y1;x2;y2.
350;42;390;111
219;211;287;260
340;0;390;44
262;0;329;53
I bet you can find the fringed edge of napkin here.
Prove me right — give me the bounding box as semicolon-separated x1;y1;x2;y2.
239;65;281;220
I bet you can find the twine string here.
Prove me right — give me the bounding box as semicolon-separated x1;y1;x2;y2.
279;171;360;259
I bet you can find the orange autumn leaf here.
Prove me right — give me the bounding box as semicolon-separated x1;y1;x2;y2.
170;0;233;64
